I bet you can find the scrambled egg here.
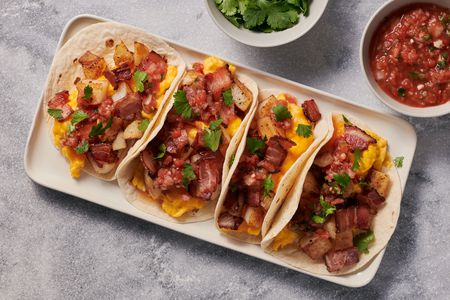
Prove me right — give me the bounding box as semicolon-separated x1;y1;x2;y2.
272;226;299;251
161;191;205;218
226;117;242;137
203;56;235;75
61;147;85;178
224;222;261;236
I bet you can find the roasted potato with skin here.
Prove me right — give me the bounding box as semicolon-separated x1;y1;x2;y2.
231;78;252;112
79;51;107;79
114;41;134;67
76;80;108;105
370;170;390;198
244;206;265;228
123;120;144;140
257;95;285;139
133;41;149;66
112;131;126;151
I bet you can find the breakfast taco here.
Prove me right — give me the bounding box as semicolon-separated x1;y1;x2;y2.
43;22;185;180
116;57;258;222
214;90;329;244
261;113;401;274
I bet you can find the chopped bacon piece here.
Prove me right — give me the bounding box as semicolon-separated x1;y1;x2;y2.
205;67;232;101
48;91;73;121
300;229;333;260
141;148;158;176
184;83;207;115
218;212;243;230
61;134;79;148
90;143;117;163
166;128;189;154
325;247;359;272
114;93;142;122
223;192;245;217
247;181;262;207
112;64;132;81
357;189;386;211
138;51;167;82
334;229;354;250
154;165;183;190
98;98;114;119
344;125;376;151
104;70;118;89
302;99;321;122
192;63;204;74
103;117;122;142
335;205;372;232
190;151;224;200
258;136;295;173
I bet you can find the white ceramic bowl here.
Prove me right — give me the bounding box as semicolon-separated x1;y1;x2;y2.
204;0;329;47
360;0;450;118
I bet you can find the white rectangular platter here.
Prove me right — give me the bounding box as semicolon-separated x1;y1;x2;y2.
24;15;417;288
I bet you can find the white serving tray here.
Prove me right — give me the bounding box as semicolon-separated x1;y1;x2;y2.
24;15;417;288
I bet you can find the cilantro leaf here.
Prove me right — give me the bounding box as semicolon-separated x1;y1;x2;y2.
352;147;362;170
243;5;267;28
272;104;292;121
296;124;312;138
354;230;375;254
83;85;93;100
203;119;223;152
229;153;235;167
71;110;89;125
218;0;238;16
397;87;406;97
223;89;234;107
393;156;404;168
210;118;223;130
75;140;89;154
342;114;352;125
246;137;265;154
182;163;197;188
67;123;76;135
154;144;166;160
263;175;274;197
138;119;150;132
333;173;351;190
133;69;148;93
89;116;112;138
47;108;63;120
267;9;298;30
312;195;336;224
173;90;193;119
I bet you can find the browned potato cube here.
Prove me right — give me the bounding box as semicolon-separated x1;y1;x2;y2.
370;170;390;198
114;41;134;67
78;51;106;79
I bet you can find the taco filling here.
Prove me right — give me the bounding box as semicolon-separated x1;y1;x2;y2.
270;114;391;273
47;40;178;177
217;93;322;237
130;57;253;218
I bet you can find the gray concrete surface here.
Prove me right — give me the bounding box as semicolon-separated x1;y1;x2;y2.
1;0;449;298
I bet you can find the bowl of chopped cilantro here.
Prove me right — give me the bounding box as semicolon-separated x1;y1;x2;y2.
205;0;328;47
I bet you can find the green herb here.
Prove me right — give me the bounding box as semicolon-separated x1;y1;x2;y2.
296;124;312;138
312;195;336;224
442;52;449;60
393;156;404;168
222;89;234;107
154;144;166;160
409;71;421;80
428;45;436;52
436;60;446;70
89;116;112;138
67;123;76;134
47;108;63;120
272;104;292;121
209;118;223;130
182;163;197;188
354;230;375;254
71;110;89;125
397;87;406;97
333;173;351;190
263;175;274;197
133;69;148;93
229;153;235;167
203;119;223;152
342;114;352;125
82;85;93;100
352;147;362;170
215;0;308;32
75;140;89;154
138;118;150;132
173;90;193;119
246;137;265;154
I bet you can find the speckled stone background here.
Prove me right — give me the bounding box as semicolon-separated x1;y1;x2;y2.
1;0;449;298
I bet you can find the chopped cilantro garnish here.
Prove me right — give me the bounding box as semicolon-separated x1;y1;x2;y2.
296;124;312;138
83;85;93;100
397;87;406;97
436;60;446;70
312;195;336;224
354;230;375;254
209;118;223;130
154;144;166;160
173;90;193;119
333;173;351;190
352;147;362;170
203;119;223;152
222;89;234;107
67;123;76;135
272;104;292;121
75;140;89;154
182;163;197;188
393;156;404;168
89;116;112;138
342;114;352;125
71;110;89;125
246;137;265;154
263;175;274;197
133;69;148;93
138;118;150;132
47;108;63;120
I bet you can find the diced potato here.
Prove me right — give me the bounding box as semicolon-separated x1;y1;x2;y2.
114;41;134;67
243;206;264;228
303;171;320;194
256;95;284;139
134;41;149;66
370;170;390;198
78;51;106;79
181;70;199;86
76;80;108;105
231;78;252;112
323;217;336;240
123;120;144;140
112;131;126;151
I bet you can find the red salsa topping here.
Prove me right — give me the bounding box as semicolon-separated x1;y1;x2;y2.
370;4;450;107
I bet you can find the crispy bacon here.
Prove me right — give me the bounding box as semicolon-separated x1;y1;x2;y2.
138;51;167;82
302;99;321;122
154;165;183;190
103;117;122;142
141;148;158;176
335;205;372;232
357;189;386;211
300;229;333;260
223;192;245;217
98;98;114;119
61;135;79;148
48;91;73;121
166;128;189;154
112;64;132;81
205;67;232;101
325;247;359;272
114;93;142;122
218;212;243;230
334;229;354;250
90;143;117;163
190;151;224;200
344;125;376;151
184;77;208;115
258;136;295;173
247;181;262;207
104;69;118;89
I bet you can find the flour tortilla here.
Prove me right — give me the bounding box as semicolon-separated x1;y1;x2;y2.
43;22;186;180
214;90;330;244
116;73;259;223
261;112;402;275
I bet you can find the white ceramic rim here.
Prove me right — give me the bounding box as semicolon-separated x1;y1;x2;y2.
360;0;450;118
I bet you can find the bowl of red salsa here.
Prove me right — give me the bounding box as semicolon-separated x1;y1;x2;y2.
361;0;450;117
